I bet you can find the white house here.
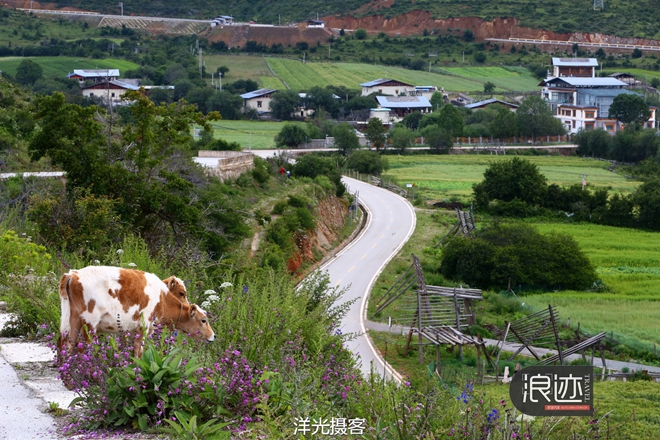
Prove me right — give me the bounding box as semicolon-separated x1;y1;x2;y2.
360;78;414;97
211;15;233;27
375;96;431;122
550;58;598;78
408;86;438;99
240;88;276;114
307;20;325;28
82;80;139;104
67;69;120;85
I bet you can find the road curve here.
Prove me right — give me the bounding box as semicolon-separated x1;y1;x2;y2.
319;177;416;382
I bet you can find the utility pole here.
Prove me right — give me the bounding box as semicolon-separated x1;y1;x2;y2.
119;2;123;15
303;52;305;64
198;47;203;78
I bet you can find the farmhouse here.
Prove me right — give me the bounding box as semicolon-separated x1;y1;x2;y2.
408;85;439;99
82;80;139;104
241;88;276;115
541;57;655;133
211;15;233;26
307;20;325;28
465;98;519;112
66;69;120;85
360;78;414;97
375;96;431;122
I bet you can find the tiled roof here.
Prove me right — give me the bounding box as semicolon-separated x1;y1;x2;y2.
240;88;276;99
376;96;431;108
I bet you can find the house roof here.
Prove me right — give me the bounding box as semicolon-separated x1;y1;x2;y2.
307;20;324;24
82;80;139;90
608;72;634;78
552;57;599;67
414;86;438;91
465;98;519;109
360;78;413;88
67;69;120;79
240;88;276;99
376;96;431;109
541;77;627;87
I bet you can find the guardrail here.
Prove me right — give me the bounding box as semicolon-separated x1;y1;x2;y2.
487;37;660;51
17;8;99;15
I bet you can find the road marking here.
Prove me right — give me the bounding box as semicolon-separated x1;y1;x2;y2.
348;266;355;272
335;279;342;286
361;254;367;260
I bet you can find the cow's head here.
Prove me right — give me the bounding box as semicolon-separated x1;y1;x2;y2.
177;304;215;342
163;276;190;305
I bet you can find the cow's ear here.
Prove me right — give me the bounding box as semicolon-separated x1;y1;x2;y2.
190;305;197;318
169;278;177;289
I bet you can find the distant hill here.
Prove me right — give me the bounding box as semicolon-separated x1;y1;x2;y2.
5;0;660;39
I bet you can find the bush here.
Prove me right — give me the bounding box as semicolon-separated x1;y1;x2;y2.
440;223;597;290
345;150;389;175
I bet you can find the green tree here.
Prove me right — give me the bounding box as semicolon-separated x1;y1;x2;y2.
489;107;518;139
355;28;367;40
402;111;423;130
206;90;243;120
345;150;389;175
16;59;43;86
430;91;445;111
333;123;360;155
516;95;565;142
421;125;452;153
304;86;339;118
148;88;171;106
274;123;307;149
574;128;612;157
390;126;415;153
608;94;651;129
438;104;464;138
270;90;301;121
483;81;495;96
473;157;548;209
365;117;387;150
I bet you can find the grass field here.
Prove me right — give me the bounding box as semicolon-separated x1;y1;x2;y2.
207;120;306;149
265;58;540;92
382;155;640;202
0;56;138;78
202;54;288;90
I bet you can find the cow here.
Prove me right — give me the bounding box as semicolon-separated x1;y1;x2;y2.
57;266;214;358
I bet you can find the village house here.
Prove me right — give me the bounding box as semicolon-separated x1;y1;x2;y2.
360;78;414;97
240;88;276;114
66;69;120;86
373;96;432;122
82;80;139;104
540;58;655;134
465;98;519;112
307;20;325;28
210;15;233;27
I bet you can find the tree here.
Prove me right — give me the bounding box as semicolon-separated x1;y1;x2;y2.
421;125;452;153
206;90;243;120
463;29;474;42
217;66;229;78
516;95;565;142
148;88;171;106
402;111;423;130
345;150;389;175
304;86;339;118
16;59;43;86
633;178;660;230
389;126;415;153
574;128;612;157
333;123;360;155
355;28;367;40
270;90;301;120
365;118;387;150
489;106;518;139
430;91;445;111
274;123;307;149
483;81;495;96
437;104;464;138
608;93;651;129
473;157;548;209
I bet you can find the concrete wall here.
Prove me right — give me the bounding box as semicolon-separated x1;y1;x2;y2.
198;151;255;181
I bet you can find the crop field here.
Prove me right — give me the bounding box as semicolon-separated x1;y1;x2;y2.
202;54;281;88
382;155;639;202
207;120;306;149
265;58;540;92
522;222;660;351
0;56;138;77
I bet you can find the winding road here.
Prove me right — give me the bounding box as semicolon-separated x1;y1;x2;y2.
320;177;416;382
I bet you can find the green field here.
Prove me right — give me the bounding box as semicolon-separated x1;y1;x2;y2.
202;54;287;89
0;56;138;78
382;155;639;202
207;119;306;149
266;58;540;92
522;222;660;351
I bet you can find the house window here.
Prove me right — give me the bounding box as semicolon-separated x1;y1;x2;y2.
378;89;382;93
606;124;614;131
111;93;116;97
257;101;262;108
90;93;94;97
585;112;594;118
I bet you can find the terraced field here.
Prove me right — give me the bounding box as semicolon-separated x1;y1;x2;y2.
266;58;540;92
0;56;138;77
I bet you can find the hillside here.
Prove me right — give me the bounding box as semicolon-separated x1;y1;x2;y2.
4;0;660;39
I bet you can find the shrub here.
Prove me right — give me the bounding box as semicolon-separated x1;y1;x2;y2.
440;223;597;290
345;150;389;175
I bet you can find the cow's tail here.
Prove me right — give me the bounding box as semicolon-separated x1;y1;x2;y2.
57;273;73;352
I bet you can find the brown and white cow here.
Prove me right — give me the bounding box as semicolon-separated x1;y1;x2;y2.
57;266;214;357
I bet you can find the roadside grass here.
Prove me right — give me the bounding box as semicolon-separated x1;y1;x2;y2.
382;155;639;203
265;58;541;92
207;119;307;149
0;56;138;77
370;331;660;439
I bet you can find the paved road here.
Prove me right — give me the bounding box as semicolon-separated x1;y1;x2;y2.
319;177;415;382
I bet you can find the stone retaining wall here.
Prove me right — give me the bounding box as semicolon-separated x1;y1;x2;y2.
198;150;255;181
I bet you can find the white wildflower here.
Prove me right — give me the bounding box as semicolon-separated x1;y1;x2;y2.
201;301;211;309
206;294;220;303
116;249;124;255
127;263;137;268
203;289;217;296
94;260;100;265
220;282;233;288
